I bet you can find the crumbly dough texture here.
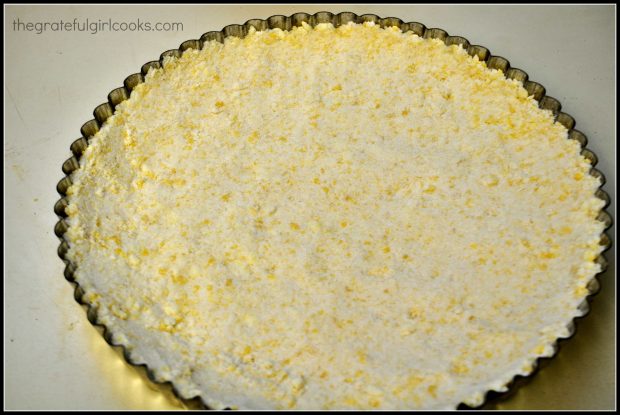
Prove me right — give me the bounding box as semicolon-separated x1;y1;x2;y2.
65;22;605;409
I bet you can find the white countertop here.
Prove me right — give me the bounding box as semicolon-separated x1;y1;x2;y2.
5;4;615;410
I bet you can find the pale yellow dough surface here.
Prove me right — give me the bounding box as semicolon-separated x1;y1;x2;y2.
65;22;605;409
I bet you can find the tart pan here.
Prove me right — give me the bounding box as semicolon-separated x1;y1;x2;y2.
54;11;613;410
